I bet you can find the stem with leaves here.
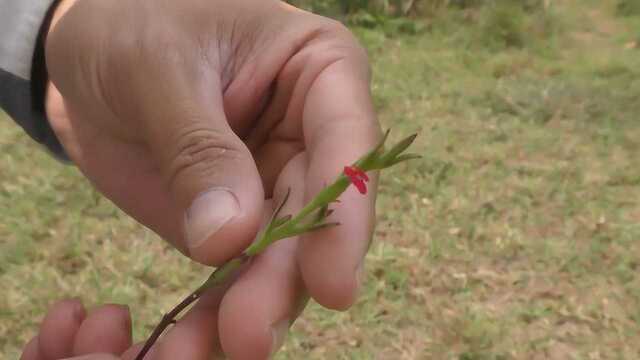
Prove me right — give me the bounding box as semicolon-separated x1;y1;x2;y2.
135;130;419;360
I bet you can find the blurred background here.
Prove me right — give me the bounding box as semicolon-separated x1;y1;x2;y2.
2;0;640;358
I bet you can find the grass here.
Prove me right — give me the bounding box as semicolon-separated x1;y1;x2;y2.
617;0;640;17
2;0;640;358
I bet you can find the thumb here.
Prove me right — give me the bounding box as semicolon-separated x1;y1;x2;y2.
143;88;264;266
43;0;263;265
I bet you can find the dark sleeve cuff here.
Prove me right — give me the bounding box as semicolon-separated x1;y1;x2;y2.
0;0;69;162
30;0;69;161
0;68;67;161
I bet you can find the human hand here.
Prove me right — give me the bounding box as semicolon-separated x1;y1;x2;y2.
21;299;133;360
20;295;230;360
42;0;380;358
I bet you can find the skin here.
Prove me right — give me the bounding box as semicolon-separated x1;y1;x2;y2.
22;0;380;359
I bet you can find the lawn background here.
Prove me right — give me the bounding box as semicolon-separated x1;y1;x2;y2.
2;0;640;358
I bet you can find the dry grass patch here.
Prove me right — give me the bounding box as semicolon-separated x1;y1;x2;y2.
2;0;640;359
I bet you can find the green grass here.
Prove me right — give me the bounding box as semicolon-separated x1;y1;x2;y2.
2;1;640;358
617;0;640;17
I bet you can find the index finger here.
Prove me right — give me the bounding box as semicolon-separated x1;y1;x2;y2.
298;31;381;311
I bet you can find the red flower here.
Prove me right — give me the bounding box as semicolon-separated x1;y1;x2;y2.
344;166;369;194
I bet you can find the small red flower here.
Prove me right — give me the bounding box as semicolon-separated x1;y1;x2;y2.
344;166;369;194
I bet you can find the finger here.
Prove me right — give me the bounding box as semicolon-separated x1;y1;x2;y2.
219;156;308;359
20;336;44;360
218;238;306;360
121;343;150;360
61;355;119;360
72;305;132;356
298;38;381;310
47;4;265;266
140;73;264;267
154;286;228;360
38;299;86;359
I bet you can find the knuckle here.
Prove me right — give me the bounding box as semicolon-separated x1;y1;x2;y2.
323;18;361;44
315;19;370;63
167;127;240;185
323;17;351;34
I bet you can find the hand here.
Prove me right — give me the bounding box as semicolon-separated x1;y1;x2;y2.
41;0;380;358
21;299;134;360
21;298;226;360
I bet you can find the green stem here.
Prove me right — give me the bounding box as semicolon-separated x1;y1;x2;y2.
200;256;248;289
290;176;350;223
135;131;419;360
134;255;250;360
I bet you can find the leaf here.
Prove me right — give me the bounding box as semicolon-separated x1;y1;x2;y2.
272;214;292;228
381;133;418;165
266;188;292;232
356;129;391;169
388;153;422;167
306;205;335;228
307;222;341;232
314;204;330;222
274;189;291;217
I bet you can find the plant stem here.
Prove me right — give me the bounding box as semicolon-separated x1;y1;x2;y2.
134;255;250;360
133;177;344;360
134;131;419;360
133;288;202;360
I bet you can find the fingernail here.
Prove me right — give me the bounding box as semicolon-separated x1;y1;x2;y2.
117;304;132;329
69;298;85;323
270;319;290;356
185;189;240;248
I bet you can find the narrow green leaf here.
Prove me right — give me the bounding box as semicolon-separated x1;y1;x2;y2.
265;187;291;232
381;133;418;165
308;222;341;231
356;129;391;170
387;153;422;167
244;188;292;256
272;188;292;220
314;204;329;222
272;214;292;228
